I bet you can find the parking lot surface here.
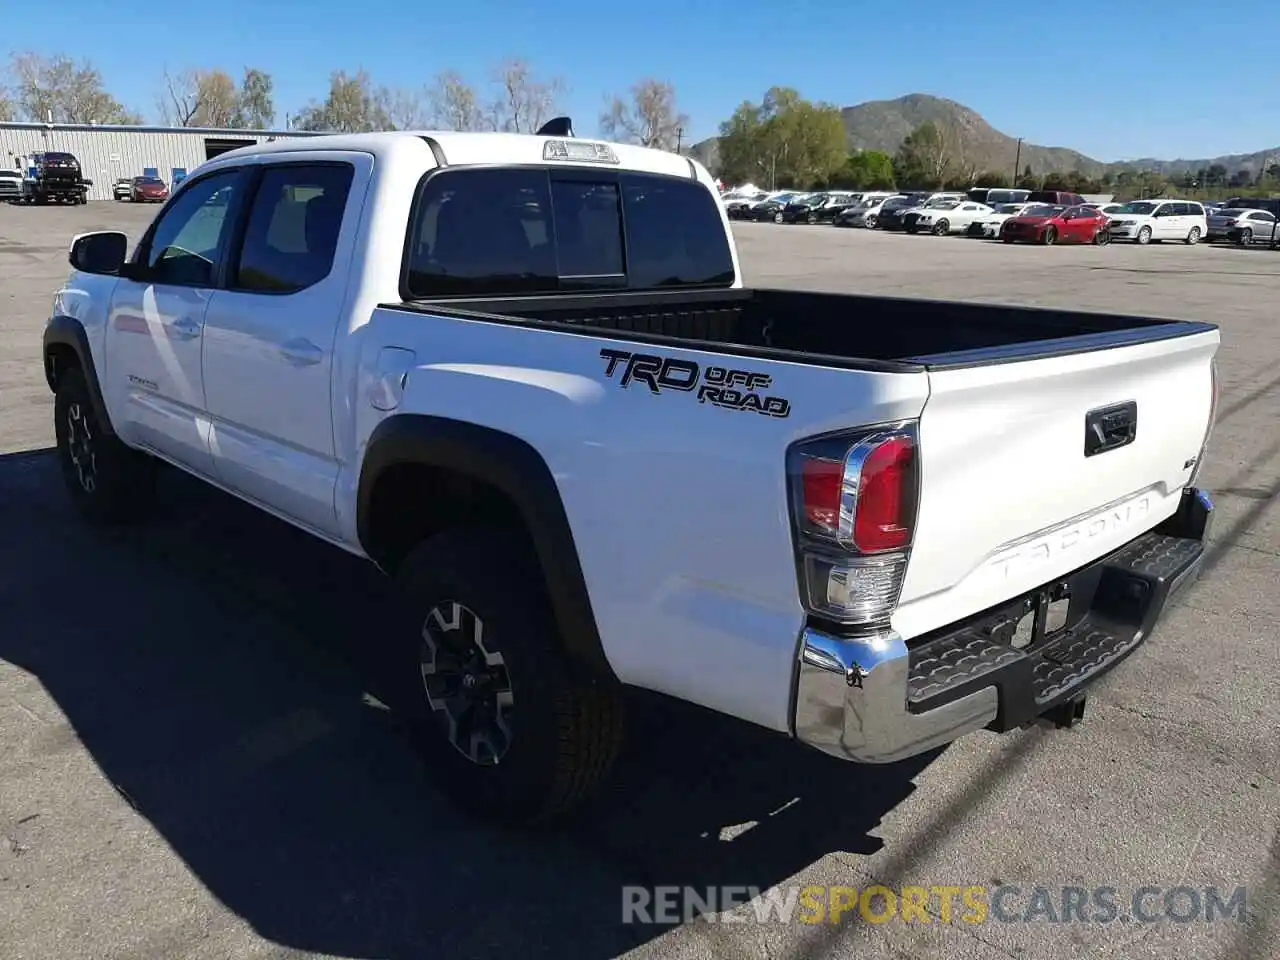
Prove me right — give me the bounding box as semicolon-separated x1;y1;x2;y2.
1;205;1276;960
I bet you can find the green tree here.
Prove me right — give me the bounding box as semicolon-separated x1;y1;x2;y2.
1015;164;1039;189
835;150;895;189
972;171;1007;188
713;88;846;188
236;68;275;128
715;100;766;185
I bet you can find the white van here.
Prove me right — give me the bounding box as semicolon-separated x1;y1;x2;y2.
1106;199;1208;245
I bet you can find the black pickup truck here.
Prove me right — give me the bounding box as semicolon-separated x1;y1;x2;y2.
20;151;89;205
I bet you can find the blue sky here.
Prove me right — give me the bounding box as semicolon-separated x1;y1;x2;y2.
6;0;1278;162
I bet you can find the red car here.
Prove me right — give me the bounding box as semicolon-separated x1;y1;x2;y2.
1000;203;1110;246
129;176;169;202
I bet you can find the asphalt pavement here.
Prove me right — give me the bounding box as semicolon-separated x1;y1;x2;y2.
1;204;1276;960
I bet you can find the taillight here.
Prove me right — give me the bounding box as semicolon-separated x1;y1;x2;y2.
853;435;916;551
788;424;919;627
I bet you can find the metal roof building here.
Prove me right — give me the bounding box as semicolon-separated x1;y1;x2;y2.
0;122;326;200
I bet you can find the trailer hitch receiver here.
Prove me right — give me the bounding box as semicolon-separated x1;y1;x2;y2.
1038;695;1087;730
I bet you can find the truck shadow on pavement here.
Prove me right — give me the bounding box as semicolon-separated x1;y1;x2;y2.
0;448;933;960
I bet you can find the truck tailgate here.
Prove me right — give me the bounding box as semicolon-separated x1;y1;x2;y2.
894;328;1218;640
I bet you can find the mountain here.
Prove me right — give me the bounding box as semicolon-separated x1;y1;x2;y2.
1110;150;1280;176
837;94;1104;178
688;93;1280;182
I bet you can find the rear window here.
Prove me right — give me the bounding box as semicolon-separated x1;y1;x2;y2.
404;168;734;297
986;190;1028;205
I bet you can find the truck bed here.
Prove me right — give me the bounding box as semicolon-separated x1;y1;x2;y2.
390;287;1213;370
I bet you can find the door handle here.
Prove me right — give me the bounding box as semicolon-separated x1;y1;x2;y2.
1084;401;1137;457
280;338;324;367
170;317;201;340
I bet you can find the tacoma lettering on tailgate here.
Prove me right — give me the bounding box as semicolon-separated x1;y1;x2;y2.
598;348;790;419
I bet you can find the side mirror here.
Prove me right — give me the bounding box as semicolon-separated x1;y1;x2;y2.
69;231;128;275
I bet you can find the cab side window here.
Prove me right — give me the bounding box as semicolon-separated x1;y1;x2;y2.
233;164;355;293
144;171;240;287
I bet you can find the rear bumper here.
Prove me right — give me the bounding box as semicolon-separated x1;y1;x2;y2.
792;487;1213;764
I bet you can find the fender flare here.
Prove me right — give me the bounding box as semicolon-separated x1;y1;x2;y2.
356;414;616;680
43;315;114;434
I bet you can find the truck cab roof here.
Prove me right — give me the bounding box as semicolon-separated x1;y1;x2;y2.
205;130;707;185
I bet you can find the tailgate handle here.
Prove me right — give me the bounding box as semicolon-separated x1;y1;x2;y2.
1085;401;1137;457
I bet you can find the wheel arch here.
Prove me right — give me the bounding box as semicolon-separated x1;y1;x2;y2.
356;414;616;680
43;315;114;434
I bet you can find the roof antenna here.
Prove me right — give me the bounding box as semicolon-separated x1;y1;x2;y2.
536;116;574;137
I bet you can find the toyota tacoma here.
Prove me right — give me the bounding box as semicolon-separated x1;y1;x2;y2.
42;123;1219;824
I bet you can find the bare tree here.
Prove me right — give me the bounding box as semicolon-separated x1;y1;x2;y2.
952;126;978;186
293;69;393;132
160;66;277;129
10;52;136;124
198;71;240;127
159;68;201;126
0;88;13;123
599;79;688;151
425;70;483;131
158;68;240;127
896;121;953;187
385;87;429;130
489;59;564;133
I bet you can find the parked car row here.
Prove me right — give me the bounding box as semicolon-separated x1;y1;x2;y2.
112;176;171;202
722;185;1280;248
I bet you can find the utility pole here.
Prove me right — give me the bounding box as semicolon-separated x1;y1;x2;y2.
1012;137;1023;186
676;126;683;154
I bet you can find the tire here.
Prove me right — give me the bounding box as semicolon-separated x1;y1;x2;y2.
53;367;155;524
863;215;877;229
1001;235;1015;244
1136;225;1152;245
773;212;784;224
392;528;625;825
1186;226;1201;245
1094;226;1110;246
932;219;949;237
1042;226;1057;246
806;212;816;225
1238;228;1252;246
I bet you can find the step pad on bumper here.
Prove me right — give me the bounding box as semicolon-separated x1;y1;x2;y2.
906;529;1204;731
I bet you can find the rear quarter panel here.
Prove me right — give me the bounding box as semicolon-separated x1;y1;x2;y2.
347;310;930;732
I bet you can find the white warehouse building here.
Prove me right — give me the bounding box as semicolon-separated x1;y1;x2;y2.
0;122;326;200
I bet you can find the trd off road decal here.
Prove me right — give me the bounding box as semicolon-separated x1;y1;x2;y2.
599;348;790;418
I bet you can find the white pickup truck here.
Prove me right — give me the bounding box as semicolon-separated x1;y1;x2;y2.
43;125;1219;824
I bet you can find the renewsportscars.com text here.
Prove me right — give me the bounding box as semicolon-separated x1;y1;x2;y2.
622;884;1248;926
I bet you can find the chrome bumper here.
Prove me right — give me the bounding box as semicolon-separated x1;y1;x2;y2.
794;629;998;763
792;488;1213;765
